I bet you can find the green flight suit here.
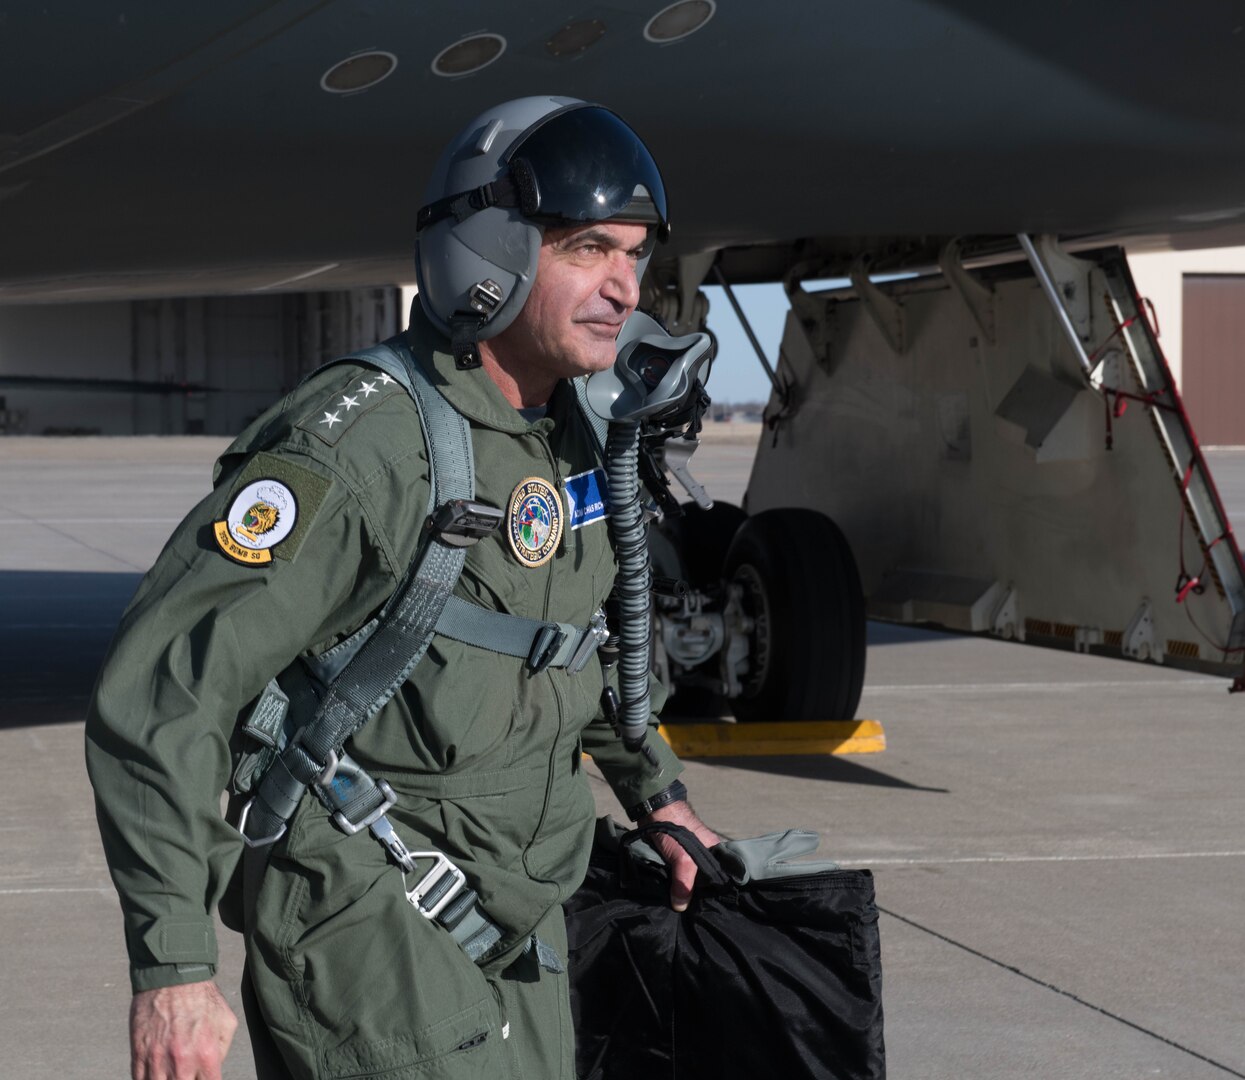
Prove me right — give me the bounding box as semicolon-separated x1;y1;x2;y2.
85;306;683;1079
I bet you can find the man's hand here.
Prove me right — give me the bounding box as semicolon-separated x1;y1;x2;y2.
642;799;722;912
130;980;238;1080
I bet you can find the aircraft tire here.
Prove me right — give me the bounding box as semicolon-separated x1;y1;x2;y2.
724;508;866;723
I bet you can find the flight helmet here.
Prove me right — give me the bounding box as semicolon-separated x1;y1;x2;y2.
415;95;670;369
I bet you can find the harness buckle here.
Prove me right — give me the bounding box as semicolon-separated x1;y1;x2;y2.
368;814;416;873
236;797;287;848
430;499;504;547
404;852;469;920
527;624;568;674
331;779;398;836
566;610;610;674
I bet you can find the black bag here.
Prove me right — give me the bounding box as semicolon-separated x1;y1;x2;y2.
564;819;885;1080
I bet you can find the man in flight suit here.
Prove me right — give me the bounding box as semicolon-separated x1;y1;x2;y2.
86;96;719;1080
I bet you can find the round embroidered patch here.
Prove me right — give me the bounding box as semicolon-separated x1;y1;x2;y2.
507;477;564;568
213;479;298;566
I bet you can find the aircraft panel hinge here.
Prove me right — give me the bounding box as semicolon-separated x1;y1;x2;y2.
991;586;1023;641
1123;599;1159;663
849;255;906;355
938;238;996;345
789;288;839;374
674;252;715;334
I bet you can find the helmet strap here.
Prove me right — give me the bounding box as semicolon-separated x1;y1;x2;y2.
416;177;519;233
450;314;486;370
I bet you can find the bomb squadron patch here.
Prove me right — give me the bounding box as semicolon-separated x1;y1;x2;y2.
507;477;563;568
213;479;298;566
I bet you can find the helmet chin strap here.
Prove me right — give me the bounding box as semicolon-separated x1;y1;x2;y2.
450;314;485;370
452;279;507;370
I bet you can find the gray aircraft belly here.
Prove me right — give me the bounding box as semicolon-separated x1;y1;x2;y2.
3;2;1245;298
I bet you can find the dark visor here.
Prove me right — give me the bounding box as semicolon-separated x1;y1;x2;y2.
505;106;670;241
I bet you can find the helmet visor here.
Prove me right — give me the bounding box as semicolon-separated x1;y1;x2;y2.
506;105;670;241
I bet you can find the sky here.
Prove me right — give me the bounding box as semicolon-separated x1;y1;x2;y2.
699;282;790;405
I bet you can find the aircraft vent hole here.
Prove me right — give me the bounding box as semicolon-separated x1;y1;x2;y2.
644;0;716;43
546;19;607;58
320;50;398;94
431;33;507;77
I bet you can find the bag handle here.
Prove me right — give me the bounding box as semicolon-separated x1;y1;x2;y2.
621;821;731;887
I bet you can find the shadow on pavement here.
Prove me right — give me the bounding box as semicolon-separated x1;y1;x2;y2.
0;570;140;723
698;752;950;792
866;620;964;646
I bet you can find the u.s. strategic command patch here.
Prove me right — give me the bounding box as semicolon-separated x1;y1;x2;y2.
507;477;563;567
213;479;298;566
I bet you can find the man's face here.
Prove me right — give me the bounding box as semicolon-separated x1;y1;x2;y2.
500;220;650;381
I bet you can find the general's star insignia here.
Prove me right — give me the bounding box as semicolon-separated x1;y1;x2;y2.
378;372;395;386
358;380;378;397
338;394;359;410
319;411;342;429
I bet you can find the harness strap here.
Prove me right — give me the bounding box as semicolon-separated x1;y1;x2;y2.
314;754;507;962
435;595;605;673
241;340;472;845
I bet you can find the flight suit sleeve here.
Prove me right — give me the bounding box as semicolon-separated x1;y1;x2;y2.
580;663;684;812
85;447;403;993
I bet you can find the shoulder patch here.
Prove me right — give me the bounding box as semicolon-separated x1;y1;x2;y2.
296;368;406;446
213;452;329;566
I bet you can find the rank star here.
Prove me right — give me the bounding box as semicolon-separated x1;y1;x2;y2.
358;380;378;397
338;394;360;410
319;411;342;429
377;372;395;386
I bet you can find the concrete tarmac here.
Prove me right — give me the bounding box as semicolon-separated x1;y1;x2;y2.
1;429;1243;1079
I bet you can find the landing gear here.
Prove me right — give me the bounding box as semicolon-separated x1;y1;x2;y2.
655;501;748;716
723;509;865;722
653;505;866;722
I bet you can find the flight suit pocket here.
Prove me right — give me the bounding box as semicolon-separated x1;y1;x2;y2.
250;804;508;1079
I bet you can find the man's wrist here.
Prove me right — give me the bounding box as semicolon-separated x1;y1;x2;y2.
626;779;688;821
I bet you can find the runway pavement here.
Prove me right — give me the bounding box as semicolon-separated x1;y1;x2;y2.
1;429;1243;1079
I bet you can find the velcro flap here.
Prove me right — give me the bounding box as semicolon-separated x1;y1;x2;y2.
140;917;219;966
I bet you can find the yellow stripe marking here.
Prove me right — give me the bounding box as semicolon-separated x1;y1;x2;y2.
656;720;885;758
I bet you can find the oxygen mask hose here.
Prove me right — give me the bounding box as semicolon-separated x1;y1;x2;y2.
603;419;659;764
585;310;715;765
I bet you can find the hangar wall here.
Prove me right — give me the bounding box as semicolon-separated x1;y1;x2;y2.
1128;245;1245;448
0;287;401;436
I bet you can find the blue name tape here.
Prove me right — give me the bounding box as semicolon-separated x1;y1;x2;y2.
564;469;610;530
